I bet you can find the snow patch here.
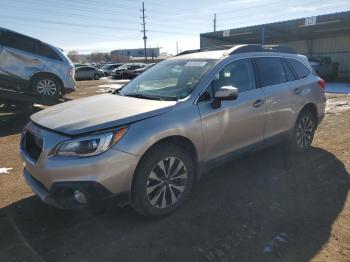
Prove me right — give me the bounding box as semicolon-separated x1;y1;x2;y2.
0;167;13;174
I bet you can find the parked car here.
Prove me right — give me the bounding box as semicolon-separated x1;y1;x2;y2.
111;63;146;79
0;27;75;99
128;63;155;78
74;63;86;68
308;56;339;80
20;45;326;217
74;66;104;80
101;63;123;76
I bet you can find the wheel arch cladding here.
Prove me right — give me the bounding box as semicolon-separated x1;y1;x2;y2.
131;135;200;193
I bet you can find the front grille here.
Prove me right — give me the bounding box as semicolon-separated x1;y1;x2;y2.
24;131;43;162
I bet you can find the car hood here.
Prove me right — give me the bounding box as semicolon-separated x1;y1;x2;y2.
31;94;176;136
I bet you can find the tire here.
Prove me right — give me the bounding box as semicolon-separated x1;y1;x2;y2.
32;75;61;99
286;110;316;153
122;72;128;79
131;143;195;218
93;73;100;80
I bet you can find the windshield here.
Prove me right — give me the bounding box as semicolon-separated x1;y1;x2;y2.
102;65;112;70
120;59;216;100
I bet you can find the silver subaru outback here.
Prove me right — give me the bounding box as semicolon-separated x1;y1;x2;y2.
20;45;326;217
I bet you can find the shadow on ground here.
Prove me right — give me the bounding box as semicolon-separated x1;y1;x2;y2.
0;105;42;137
1;146;349;262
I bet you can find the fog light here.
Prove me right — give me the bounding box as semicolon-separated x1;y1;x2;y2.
73;190;87;204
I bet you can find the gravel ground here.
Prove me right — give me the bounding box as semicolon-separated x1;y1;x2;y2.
0;79;349;262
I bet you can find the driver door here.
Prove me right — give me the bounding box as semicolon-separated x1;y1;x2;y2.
197;58;266;161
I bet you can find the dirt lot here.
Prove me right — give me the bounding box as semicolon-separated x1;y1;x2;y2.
0;79;349;262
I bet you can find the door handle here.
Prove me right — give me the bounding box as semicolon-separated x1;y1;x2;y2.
253;99;264;108
293;87;302;95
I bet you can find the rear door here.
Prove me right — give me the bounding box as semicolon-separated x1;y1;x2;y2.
198;58;266;161
254;57;297;139
0;31;44;90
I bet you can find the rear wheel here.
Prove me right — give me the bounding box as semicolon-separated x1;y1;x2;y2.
32;76;61;99
131;144;194;218
287;110;316;153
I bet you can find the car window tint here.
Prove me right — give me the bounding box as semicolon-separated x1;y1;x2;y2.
212;59;255;93
0;31;4;44
3;31;37;54
255;57;287;87
36;43;60;60
282;59;296;81
287;58;310;79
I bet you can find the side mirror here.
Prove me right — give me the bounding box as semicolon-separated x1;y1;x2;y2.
211;86;238;109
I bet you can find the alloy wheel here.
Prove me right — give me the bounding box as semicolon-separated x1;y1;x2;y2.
146;157;188;209
296;115;314;148
37;79;57;96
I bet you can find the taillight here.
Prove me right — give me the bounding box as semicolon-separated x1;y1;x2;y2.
318;77;326;91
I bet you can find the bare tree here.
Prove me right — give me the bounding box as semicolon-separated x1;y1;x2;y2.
67;50;79;62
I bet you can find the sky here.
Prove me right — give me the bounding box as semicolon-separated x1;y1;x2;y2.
1;0;349;55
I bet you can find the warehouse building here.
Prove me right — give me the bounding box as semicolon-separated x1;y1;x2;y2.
200;11;350;80
111;47;160;62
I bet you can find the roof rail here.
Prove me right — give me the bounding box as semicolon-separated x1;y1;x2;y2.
225;44;297;55
176;44;297;57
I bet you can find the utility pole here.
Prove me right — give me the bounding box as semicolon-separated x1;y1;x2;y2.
176;41;179;55
213;13;216;32
141;2;147;63
261;26;265;45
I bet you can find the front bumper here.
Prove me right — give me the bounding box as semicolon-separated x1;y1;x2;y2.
24;169;127;209
20;124;140;208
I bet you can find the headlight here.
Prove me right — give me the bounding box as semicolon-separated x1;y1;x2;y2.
54;127;128;157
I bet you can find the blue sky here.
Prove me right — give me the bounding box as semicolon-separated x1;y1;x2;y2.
1;0;349;54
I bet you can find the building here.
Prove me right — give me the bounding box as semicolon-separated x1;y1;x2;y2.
111;48;160;63
200;11;350;80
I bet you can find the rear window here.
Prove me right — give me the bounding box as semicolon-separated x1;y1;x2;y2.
255;57;287;87
287;58;310;79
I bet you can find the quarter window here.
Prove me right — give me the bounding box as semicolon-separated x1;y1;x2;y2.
36;43;60;60
287;58;310;79
212;59;255;93
255;57;287;87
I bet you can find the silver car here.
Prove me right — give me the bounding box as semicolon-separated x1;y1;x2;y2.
0;27;75;99
74;66;104;81
20;45;326;217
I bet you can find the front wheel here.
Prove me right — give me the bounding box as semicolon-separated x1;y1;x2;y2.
131;144;195;218
287;110;316;153
93;73;100;80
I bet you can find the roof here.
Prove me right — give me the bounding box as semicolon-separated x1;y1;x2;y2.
200;10;350;45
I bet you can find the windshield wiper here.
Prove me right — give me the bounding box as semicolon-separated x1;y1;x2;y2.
123;92;178;101
123;93;164;101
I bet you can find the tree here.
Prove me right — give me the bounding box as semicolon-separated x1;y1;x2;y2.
67;50;79;62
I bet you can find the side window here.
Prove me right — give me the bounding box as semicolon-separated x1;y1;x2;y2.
255;57;287;87
0;31;4;45
212;59;256;93
36;43;60;60
287;58;310;79
3;32;37;54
